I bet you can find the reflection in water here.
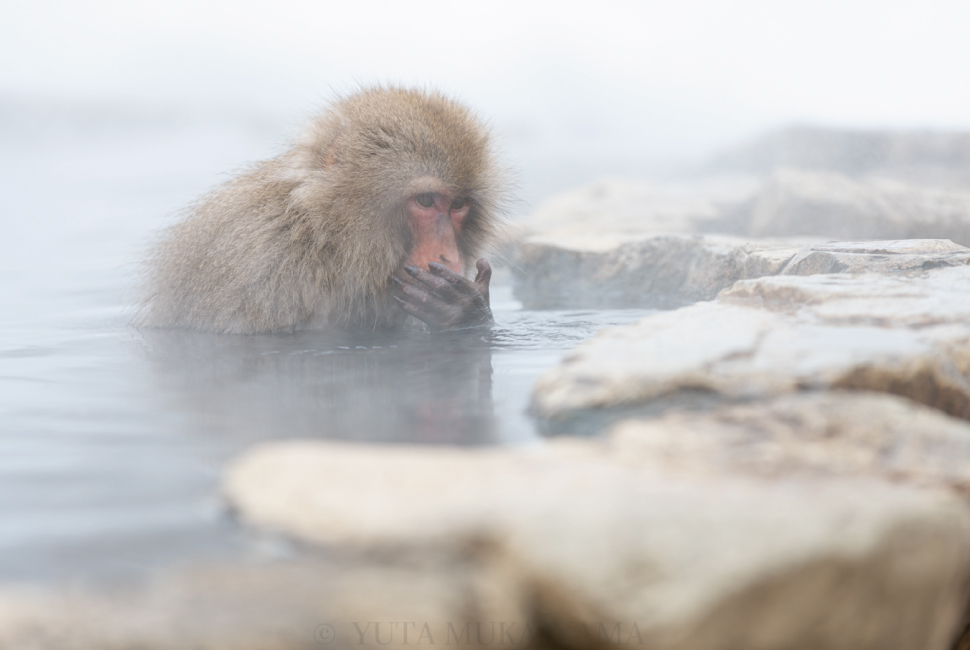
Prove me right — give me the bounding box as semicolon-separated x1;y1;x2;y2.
140;329;498;448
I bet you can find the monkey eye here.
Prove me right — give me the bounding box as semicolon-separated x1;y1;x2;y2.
416;193;435;208
450;198;467;211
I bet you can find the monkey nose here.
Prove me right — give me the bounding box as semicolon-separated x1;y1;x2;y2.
431;251;462;274
408;217;463;274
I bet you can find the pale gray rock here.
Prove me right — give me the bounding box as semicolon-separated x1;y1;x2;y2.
224;442;519;548
497;477;970;650
512;234;806;309
722;260;970;326
510;164;970;310
532;266;970;422
222;440;970;650
513;234;970;311
608;391;970;491
778;239;970;275
508;175;803;309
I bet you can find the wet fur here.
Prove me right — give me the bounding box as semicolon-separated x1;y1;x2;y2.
137;87;506;334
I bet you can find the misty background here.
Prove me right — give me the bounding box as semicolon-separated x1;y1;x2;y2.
4;0;969;325
5;1;970;198
5;0;969;311
1;0;970;580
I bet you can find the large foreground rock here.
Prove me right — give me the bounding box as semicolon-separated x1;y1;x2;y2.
532;264;970;423
222;439;970;650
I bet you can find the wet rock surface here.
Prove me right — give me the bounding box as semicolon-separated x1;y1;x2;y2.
533;263;970;423
513;227;970;311
511;233;807;309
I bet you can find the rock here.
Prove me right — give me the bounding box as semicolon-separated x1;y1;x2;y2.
513;233;970;311
777;239;970;275
497;476;970;650
532;265;970;423
507;175;808;309
512;173;970;310
512;234;806;309
608;391;970;491
223;442;519;548
222;439;970;650
722;258;970;326
509;146;970;310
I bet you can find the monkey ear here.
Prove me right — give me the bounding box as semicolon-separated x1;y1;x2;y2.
321;135;344;169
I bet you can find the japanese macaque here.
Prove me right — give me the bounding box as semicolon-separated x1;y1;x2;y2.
137;87;506;334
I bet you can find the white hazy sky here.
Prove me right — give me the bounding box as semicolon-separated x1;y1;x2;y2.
3;0;970;165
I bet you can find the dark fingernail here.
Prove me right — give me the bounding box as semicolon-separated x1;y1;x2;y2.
404;265;417;274
429;262;442;271
392;276;404;285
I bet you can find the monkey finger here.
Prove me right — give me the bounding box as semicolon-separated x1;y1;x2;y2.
394;286;459;322
474;258;492;305
474;258;492;283
395;297;462;331
428;262;477;296
396;273;483;328
393;276;434;304
403;265;463;302
393;295;433;324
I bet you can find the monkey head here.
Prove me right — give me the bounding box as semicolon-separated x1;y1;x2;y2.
289;87;506;330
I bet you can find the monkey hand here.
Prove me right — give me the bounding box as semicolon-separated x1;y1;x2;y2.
393;258;494;332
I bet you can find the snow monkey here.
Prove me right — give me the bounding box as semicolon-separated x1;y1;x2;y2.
138;87;506;334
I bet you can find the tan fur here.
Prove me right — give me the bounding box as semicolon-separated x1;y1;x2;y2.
136;86;507;334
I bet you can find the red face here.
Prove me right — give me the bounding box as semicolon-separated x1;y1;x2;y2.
406;188;471;274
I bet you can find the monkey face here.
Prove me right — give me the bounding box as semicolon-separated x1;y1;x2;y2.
404;177;471;274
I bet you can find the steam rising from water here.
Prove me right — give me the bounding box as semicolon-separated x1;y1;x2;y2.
2;0;969;586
